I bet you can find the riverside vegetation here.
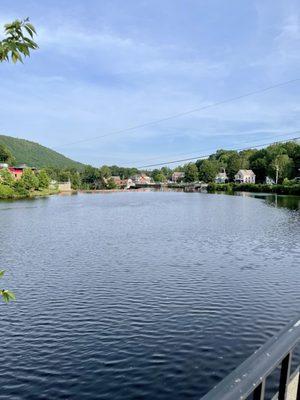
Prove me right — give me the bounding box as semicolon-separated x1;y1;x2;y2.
41;140;300;195
207;182;300;195
0;167;56;199
0;17;39;304
1;140;300;199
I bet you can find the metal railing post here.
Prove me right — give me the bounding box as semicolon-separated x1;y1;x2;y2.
278;352;292;400
253;380;266;400
201;315;300;400
296;368;300;400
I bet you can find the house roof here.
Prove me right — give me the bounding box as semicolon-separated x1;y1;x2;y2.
216;172;227;178
172;171;185;176
236;169;255;176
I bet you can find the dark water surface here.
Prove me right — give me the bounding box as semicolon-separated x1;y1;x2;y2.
0;192;299;399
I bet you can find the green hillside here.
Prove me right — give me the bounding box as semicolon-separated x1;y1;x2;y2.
0;135;85;170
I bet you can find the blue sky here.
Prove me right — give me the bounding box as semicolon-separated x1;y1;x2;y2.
0;0;300;167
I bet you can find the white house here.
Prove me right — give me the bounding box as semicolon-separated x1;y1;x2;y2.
131;174;152;184
234;169;256;184
215;168;228;183
265;176;275;185
0;163;9;169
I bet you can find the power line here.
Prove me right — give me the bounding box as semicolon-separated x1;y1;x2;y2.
55;77;300;149
137;136;300;169
129;131;300;165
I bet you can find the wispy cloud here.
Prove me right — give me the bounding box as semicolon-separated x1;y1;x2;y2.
0;0;299;166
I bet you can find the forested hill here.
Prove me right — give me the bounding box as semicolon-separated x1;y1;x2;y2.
0;135;84;170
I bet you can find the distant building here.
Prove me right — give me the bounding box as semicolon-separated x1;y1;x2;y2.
0;164;36;180
234;170;256;184
58;181;72;192
8;166;27;180
172;172;185;182
0;163;9;169
131;174;152;184
265;176;275;185
111;176;122;186
123;178;134;189
0;163;23;179
215;168;228;183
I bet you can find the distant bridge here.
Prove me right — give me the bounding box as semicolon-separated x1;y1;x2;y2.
128;182;208;192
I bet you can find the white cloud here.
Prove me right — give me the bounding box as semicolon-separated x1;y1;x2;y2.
1;1;300;166
275;14;300;60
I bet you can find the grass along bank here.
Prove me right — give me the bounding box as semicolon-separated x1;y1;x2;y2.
0;167;58;199
207;182;300;195
0;183;59;199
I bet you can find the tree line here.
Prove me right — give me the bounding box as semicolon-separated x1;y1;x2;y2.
1;141;299;195
152;141;300;184
0;167;51;198
42;140;300;188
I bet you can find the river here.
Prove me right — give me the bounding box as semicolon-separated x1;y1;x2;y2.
0;191;299;399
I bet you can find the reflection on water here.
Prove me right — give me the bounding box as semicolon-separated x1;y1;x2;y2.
235;192;300;211
0;192;299;400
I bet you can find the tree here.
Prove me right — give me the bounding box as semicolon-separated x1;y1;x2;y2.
0;144;14;164
224;153;243;181
282;142;300;178
0;19;38;305
239;149;256;168
0;168;14;186
58;170;71;182
151;169;166;182
156;173;167;182
106;177;117;189
70;171;81;189
198;159;219;183
249;149;268;183
20;169;39;191
100;165;111;179
183;163;198;182
269;154;294;184
37;169;51;189
0;270;15;303
0;18;38;63
160;167;172;180
81;165;105;189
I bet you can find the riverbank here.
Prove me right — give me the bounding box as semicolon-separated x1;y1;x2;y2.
0;183;59;199
79;189;126;194
2;183;300;200
207;182;300;195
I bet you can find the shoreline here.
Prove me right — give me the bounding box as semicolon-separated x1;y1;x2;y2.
207;182;300;196
1;185;300;200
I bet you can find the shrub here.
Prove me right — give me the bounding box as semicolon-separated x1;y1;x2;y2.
0;183;16;198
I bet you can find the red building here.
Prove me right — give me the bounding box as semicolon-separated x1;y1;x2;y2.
0;164;36;180
8;167;24;180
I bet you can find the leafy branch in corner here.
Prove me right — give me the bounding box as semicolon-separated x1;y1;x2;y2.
0;270;15;303
0;18;38;63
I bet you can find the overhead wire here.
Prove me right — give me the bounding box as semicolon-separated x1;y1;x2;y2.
137;135;300;169
54;77;300;149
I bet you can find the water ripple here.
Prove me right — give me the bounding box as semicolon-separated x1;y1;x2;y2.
0;192;299;399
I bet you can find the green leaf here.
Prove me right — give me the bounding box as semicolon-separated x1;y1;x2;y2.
11;50;21;63
24;25;34;38
1;290;16;303
23;37;38;49
25;23;36;35
0;270;5;278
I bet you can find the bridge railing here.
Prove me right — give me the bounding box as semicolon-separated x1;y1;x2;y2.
201;315;300;400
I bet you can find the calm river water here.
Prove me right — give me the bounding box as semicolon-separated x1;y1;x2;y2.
0;192;300;399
